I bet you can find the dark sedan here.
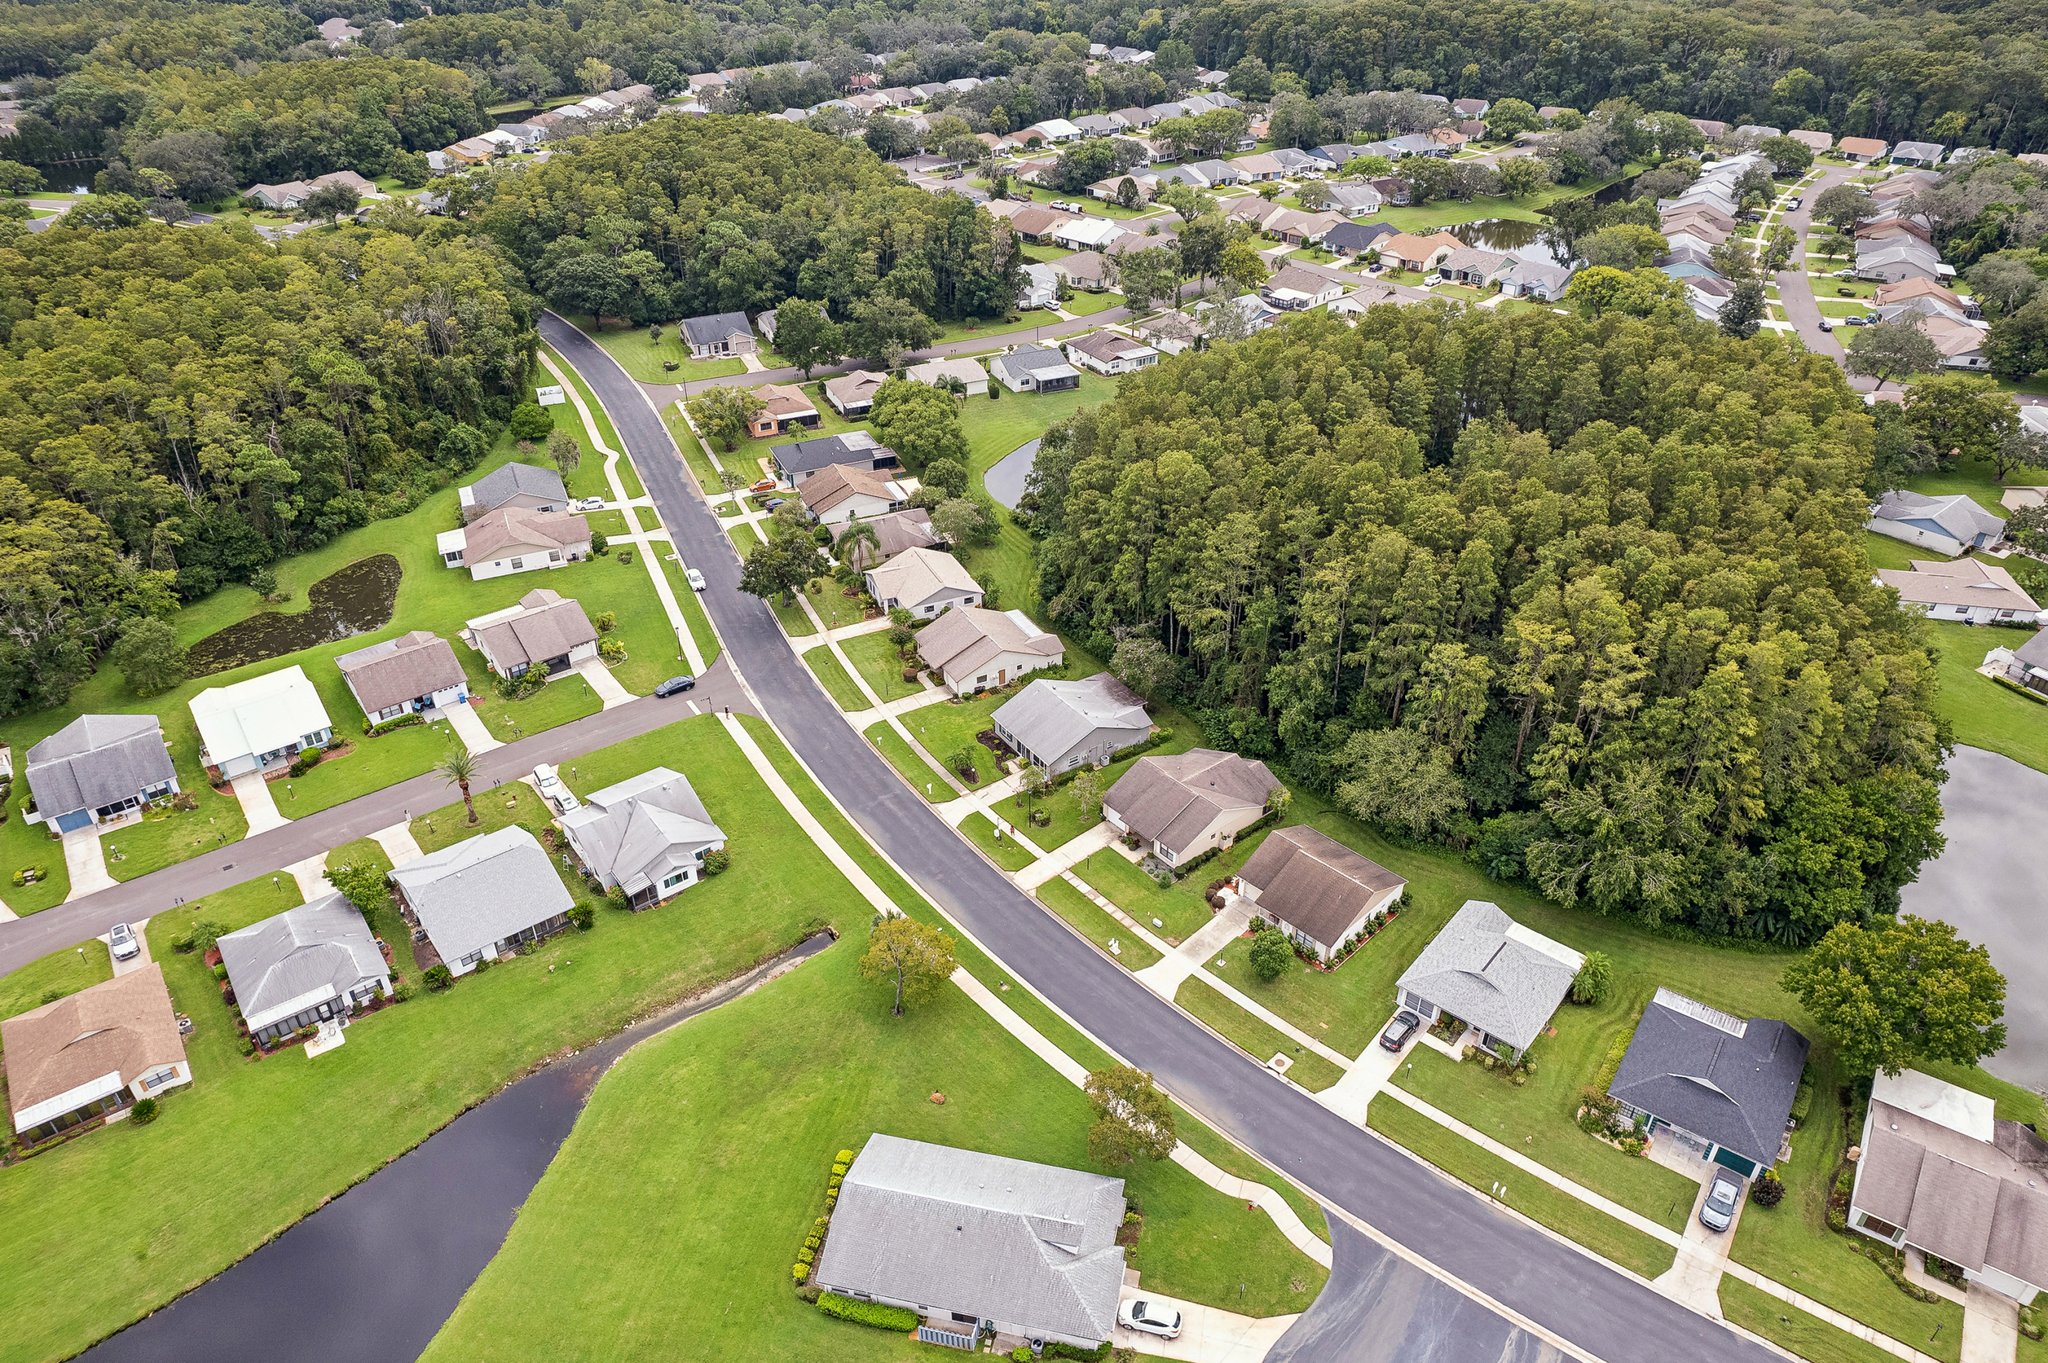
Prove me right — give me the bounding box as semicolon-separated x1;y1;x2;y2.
1379;1010;1422;1052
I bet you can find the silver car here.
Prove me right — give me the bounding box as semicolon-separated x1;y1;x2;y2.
532;763;581;813
1119;1298;1182;1340
1699;1167;1745;1233
107;921;140;961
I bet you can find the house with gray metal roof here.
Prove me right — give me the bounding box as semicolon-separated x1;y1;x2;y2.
678;311;756;358
334;631;468;724
1237;826;1405;961
991;344;1081;394
459;461;568;523
217;892;391;1044
1607;988;1809;1177
388;826;574;976
1395;901;1583;1061
24;715;178;834
1867;490;2006;556
991;674;1149;775
813;1134;1127;1347
559;767;726;909
1103;749;1281;868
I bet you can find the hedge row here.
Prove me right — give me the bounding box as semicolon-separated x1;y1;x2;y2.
817;1292;919;1331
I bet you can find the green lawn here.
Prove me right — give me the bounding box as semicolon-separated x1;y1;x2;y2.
803;646;869;710
538;342;628;468
896;690;1008;789
0;789;68;911
0;937;110;1019
1369;166;1643;233
468;672;604;744
1073;848;1215;944
1038;876;1163;969
410;779;553;853
1862;531;1937;570
1061;289;1124;316
655;554;724;666
565;316;749;384
1175;977;1345;1091
1719;1279;1903;1363
1923;620;2048;773
766;580;821;638
861;722;952;800
838;631;923;702
664;403;731;495
1366;1097;1677;1280
0;716;910;1363
959;811;1037;870
960;374;1115;485
1019;241;1071;263
803;577;871;630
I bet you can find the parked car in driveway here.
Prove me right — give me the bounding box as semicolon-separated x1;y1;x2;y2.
1845;313;1871;326
107;921;139;961
572;496;605;511
1119;1299;1182;1340
685;567;707;591
1379;1009;1421;1052
654;675;696;697
533;763;580;813
749;478;777;494
1699;1167;1745;1232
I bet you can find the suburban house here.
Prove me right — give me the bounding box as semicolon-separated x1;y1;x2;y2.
813;1135;1126;1349
1999;628;2048;693
1848;1069;2048;1304
1236;826;1407;962
798;463;910;527
1260;264;1346;311
1103;749;1282;869
1393;900;1583;1061
1787;129;1835;153
24;715;177;833
1018;262;1060;310
4;964;192;1143
1329;280;1438;315
833;508;939;570
1839;136;1892;162
559;767;727;909
1439;246;1512;287
1009;205;1079;243
335;631;468;724
1131;310;1207;353
1891;140;1946;167
1324;221;1395;258
1051;250;1113;293
466;588;600;679
1051;216;1126;253
990;674;1149;775
915;606;1065;696
1064;331;1158;376
437;506;591;580
1452;97;1491;119
772;429;901;485
747;383;821;438
992;344;1082;394
1875;278;1978;319
904;357;990;396
679;312;756;358
216;893;392;1045
1228;152;1286;181
1608;988;1810;1178
1030;117;1083;143
825;369;890;417
865;546;982;618
191;665;333;780
1377;231;1465;272
1916;313;1992;370
1499;259;1576;301
1867;490;2006;555
459;462;568;522
1876;558;2041;624
1322;182;1386;217
389;826;575;977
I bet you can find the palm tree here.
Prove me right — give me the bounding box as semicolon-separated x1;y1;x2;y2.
437;748;479;825
841;518;882;572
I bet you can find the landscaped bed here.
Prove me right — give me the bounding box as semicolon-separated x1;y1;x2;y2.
897;690;1010;791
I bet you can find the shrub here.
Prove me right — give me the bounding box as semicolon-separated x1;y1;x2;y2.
619;549;633;565
288;751;320;777
1045;1343;1114;1361
836;1148;855;1163
831;1162;849;1177
129;1098;159;1126
598;636;628;664
1011;1348;1035;1362
567;903;595;931
1248;926;1294;981
816;1292;920;1331
423;965;454;992
592;531;610;556
365;713;425;737
701;848;730;877
792;1263;809;1283
594;610;618;633
1570;951;1613;1005
1750;1172;1785;1207
796;1244;815;1264
796;1284;821;1304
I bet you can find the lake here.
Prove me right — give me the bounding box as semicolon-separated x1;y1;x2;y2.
187;556;403;676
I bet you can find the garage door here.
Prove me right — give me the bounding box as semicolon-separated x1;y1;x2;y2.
55;809;93;833
1711;1146;1759;1178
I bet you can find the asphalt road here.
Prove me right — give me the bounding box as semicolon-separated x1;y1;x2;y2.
0;659;745;974
1899;744;2048;1091
1772;164;1856;370
538;312;1786;1363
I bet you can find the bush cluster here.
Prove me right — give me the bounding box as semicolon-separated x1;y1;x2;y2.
365;713;425;738
817;1293;919;1331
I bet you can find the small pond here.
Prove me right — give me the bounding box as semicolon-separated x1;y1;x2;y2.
187;555;402;677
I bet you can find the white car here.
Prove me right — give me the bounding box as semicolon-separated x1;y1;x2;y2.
107;921;140;961
572;496;605;511
1118;1299;1182;1340
532;763;581;813
685;567;707;592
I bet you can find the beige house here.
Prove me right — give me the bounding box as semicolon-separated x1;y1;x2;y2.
4;965;191;1142
1103;748;1282;868
864;546;982;617
466;588;600;679
914;606;1063;695
1235;825;1405;960
1875;558;2040;624
825;369;888;416
797;463;909;527
904;357;989;396
437;507;592;581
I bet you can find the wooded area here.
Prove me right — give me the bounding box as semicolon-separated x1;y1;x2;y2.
1029;309;1948;946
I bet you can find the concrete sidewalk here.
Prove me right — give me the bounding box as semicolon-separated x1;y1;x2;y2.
1014;821;1116;889
574;657;635;709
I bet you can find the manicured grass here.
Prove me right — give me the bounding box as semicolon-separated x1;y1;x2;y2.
803;646;869;711
1038;876;1162;969
655;554;723;666
1366;1096;1677;1280
409;779;552;853
861;722;952;800
764;579;821;638
536;380;619;503
0;717;884;1363
1061;289;1124;316
565;316;749;385
103;723;249;883
539;342;627;463
1073;848;1215;944
1923;619;2048;773
960;374;1115;485
0;792;67;911
1863;531;1938;570
277;705;458;820
1909;458;2048;519
0;938;110;1019
838;631;923;702
896;690;1008;789
1174;977;1345;1091
1019;241;1071;263
959;811;1036;870
803;577;871;631
1719;1279;1903;1363
664;403;730;495
468;672;604;743
1368;166;1642;233
925;314;1037;347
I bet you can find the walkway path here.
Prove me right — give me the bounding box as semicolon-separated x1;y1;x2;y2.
441;701;500;755
229;771;287;836
573;657;635;708
61;827;115;900
283;853;331;902
370;822;425;868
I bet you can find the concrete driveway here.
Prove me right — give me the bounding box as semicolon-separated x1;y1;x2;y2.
1115;1285;1297;1363
229;770;288;836
61;826;116;899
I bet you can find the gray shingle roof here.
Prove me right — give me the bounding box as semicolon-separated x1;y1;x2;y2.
1103;748;1280;853
389;827;573;963
471;589;599;673
216;892;388;1031
1237;825;1405;949
994;344;1076;379
559;767;724;897
463;461;566;514
772;430;892;477
991;674;1148;771
679;311;753;346
25;714;174;819
1608;988;1809;1166
1395;901;1583;1053
1872;490;2005;546
815;1134;1126;1343
915;607;1063;678
335;631;466;714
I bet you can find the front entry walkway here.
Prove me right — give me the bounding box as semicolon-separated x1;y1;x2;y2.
440;700;500;755
573;657;635;709
230;770;287;835
1136;898;1251;994
284;852;331;901
61;826;116;900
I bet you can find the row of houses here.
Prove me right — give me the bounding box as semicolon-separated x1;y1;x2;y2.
1655;151;1768;322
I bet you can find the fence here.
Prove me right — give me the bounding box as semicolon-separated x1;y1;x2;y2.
915;1324;977;1350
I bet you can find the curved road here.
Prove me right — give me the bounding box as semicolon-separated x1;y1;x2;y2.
537;313;1783;1363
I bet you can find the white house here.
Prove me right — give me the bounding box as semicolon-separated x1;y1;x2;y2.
1018;262;1060;310
1395;901;1584;1061
797;463;909;527
865;546;982;618
466;589;601;680
24;715;178;833
990;673;1149;775
1030;118;1083;143
437;507;592;580
1064;331;1158;376
334;631;468;724
217;893;392;1045
1875;558;2041;624
559;767;727;909
903;356;989;396
389;826;574;977
191;664;333;779
914;606;1064;695
1866;491;2005;555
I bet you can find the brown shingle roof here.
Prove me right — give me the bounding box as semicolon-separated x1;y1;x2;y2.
335;631;466;714
799;462;901;517
472;589;598;672
1105;748;1281;851
4;964;185;1128
1236;825;1405;948
1856;1096;2048;1290
832;508;938;569
916;606;1061;677
753;383;818;419
461;507;590;563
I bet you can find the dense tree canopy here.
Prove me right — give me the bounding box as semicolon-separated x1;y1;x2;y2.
1031;308;1947;945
